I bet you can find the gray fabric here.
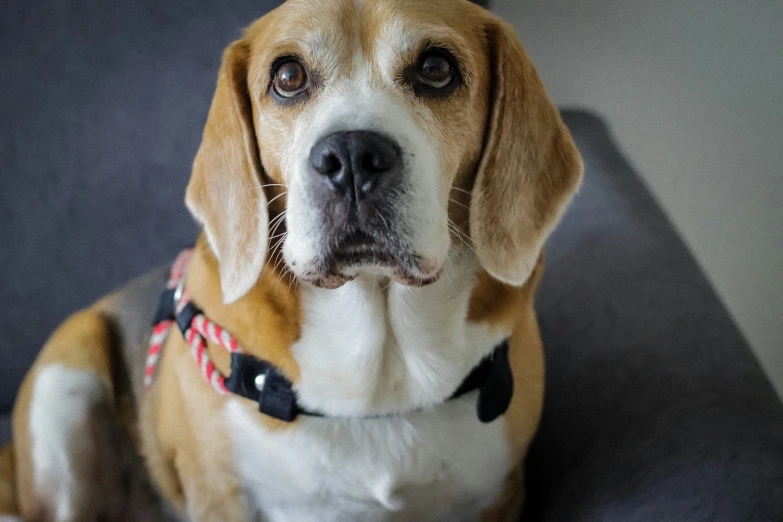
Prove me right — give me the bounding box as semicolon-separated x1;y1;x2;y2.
0;415;9;448
527;111;783;521
1;0;782;520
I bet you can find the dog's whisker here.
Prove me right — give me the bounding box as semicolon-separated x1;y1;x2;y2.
269;224;286;242
448;220;477;256
453;232;477;257
269;217;287;239
263;232;288;274
374;208;391;231
271;235;287;257
448;198;470;211
268;213;288;237
267;223;287;250
269;210;287;227
271;251;289;289
287;268;297;292
269;219;283;235
266;191;288;206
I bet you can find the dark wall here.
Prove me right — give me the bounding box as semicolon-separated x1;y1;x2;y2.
0;0;284;410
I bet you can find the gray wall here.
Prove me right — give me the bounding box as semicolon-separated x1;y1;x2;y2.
494;0;783;396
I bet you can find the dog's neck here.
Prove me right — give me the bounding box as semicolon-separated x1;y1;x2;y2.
292;246;513;416
185;236;527;418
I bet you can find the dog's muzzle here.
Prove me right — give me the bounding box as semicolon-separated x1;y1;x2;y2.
305;130;418;281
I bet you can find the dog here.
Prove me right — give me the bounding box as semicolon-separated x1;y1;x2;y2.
0;0;582;520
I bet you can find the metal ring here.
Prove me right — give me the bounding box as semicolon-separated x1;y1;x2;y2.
173;276;186;310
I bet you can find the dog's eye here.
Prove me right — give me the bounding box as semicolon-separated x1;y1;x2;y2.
273;60;308;98
416;50;454;89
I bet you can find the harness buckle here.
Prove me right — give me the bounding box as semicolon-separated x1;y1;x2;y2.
173;275;187;311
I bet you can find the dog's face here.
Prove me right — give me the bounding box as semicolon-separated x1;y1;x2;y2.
255;0;489;290
186;0;583;303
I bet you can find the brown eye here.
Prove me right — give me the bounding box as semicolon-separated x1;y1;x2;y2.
417;51;454;88
273;60;308;98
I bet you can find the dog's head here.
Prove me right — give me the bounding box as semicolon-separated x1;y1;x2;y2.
186;0;583;303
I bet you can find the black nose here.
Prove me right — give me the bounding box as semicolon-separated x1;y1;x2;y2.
309;131;402;201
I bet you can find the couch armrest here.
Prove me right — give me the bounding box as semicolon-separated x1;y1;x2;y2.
526;110;783;521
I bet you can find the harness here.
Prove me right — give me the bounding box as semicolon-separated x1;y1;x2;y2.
144;249;514;423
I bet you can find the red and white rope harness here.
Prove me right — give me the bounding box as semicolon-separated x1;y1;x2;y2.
144;248;241;394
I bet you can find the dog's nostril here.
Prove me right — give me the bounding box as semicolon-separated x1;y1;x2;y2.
313;152;341;175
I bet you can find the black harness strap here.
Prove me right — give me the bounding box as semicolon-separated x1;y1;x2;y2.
161;287;513;424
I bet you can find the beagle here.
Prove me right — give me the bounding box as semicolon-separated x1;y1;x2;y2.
0;0;582;520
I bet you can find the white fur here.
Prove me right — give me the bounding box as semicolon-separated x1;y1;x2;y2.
281;40;451;281
226;246;513;521
29;364;105;522
227;395;508;522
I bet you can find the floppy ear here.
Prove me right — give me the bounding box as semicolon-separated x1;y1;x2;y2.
186;40;268;304
470;18;583;286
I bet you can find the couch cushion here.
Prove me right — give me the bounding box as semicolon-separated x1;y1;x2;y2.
527;110;783;521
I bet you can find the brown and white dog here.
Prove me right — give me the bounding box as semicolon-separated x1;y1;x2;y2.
0;0;582;520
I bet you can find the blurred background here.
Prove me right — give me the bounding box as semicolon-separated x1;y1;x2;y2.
496;0;783;397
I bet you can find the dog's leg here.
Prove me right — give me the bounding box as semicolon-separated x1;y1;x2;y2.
12;309;118;521
10;309;163;521
149;367;247;522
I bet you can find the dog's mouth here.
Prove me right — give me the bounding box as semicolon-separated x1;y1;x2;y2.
296;230;442;289
331;231;396;266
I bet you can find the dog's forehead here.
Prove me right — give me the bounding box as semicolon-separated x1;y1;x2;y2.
254;0;479;78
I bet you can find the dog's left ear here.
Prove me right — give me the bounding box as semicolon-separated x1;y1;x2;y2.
186;40;268;304
470;18;583;286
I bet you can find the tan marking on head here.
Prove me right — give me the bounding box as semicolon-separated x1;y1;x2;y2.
359;0;493;193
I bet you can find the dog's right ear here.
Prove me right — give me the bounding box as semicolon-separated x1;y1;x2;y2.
186;40;269;304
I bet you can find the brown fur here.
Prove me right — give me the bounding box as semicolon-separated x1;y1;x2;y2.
470;17;583;286
0;444;16;514
185;39;271;305
3;1;581;520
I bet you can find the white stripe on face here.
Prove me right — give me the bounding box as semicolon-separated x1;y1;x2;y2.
281;46;450;285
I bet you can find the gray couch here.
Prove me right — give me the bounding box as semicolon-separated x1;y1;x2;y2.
2;1;782;520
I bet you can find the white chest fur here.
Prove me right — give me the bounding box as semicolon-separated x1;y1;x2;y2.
225;248;513;521
226;396;509;522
